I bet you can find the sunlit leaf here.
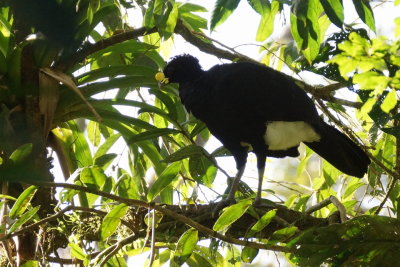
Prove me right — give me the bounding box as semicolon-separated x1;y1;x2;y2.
380;89;398;113
8;206;40;234
320;0;344;28
255;1;280;42
69;243;87;261
246;209;277;237
290;0;323;63
147;162;181;201
9;186;37;219
213;199;252;232
100;203;129;240
9;143;33;163
352;0;375;32
174;228;199;265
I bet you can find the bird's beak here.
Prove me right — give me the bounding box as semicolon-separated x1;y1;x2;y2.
155;72;169;84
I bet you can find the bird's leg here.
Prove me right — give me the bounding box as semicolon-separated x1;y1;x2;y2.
226;165;246;201
213;165;246;215
254;166;265;206
253;153;267;207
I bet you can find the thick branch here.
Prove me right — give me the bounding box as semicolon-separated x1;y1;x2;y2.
16;182;330;253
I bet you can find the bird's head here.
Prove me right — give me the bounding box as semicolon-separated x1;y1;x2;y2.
155;54;203;85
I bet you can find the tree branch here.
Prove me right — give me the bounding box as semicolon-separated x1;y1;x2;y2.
18;182;329;253
57;26;157;71
174;20;362;109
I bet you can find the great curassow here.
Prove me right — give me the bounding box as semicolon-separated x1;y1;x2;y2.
156;54;370;207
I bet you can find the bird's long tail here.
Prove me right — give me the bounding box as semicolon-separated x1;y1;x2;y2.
304;122;370;178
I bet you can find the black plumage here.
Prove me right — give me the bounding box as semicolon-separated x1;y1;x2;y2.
157;54;370;205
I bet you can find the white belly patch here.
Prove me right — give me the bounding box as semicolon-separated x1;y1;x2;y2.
264;121;320;150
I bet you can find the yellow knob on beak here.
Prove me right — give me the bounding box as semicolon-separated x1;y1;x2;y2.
155;72;169;84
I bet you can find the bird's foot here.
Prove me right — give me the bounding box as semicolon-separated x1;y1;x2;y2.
252;197;276;209
252;197;262;208
212;198;236;217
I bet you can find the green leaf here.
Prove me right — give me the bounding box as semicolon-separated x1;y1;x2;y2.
147;162;181;201
246;209;277;237
88;121;101;146
248;0;270;15
352;0;375;32
320;0;344;28
115;172;142;200
159;3;179;39
100;203;129;240
210;0;240;30
255;1;280;42
76;65;157;84
68;120;93;167
9;186;37;219
174;228;199;265
380;89;398;113
290;0;323;63
353;72;390;93
189;156;217;187
94;133;121;159
68;242;87;261
162;145;207;163
241;246;259;263
213;199;252;232
8;206;40;234
10;143;33;163
128;128;181;144
270;226;298;242
20;260;39;267
178;3;207;13
80;166;107;207
94;153;117;169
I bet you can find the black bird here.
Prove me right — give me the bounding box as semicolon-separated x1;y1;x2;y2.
156;54;370;206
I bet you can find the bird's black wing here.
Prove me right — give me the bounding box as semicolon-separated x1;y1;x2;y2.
204;62;320;124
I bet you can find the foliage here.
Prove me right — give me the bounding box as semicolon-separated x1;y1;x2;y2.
0;0;399;266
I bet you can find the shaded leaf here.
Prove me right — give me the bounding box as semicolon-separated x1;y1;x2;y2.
9;143;33;163
241;246;259;263
128;128;181;144
289;216;400;266
189;156;217;187
210;0;240;30
162;144;206;163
